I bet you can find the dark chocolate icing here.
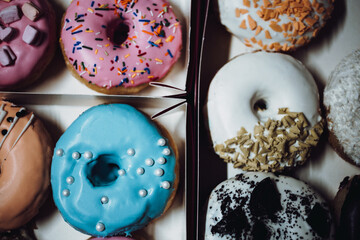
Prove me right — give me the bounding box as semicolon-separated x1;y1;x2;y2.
337;175;360;240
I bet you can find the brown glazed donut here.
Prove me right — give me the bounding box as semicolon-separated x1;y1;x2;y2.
0;100;52;231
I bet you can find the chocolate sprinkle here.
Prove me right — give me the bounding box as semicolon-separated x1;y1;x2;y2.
252;220;270;240
16;110;28;118
306;203;331;238
211;206;249;238
249;177;282;217
1;129;7;136
6;117;13;123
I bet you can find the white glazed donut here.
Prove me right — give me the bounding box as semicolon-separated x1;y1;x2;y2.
217;0;334;51
205;172;334;239
206;51;323;172
323;50;360;166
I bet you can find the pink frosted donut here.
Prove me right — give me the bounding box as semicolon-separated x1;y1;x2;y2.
0;0;56;90
60;0;182;94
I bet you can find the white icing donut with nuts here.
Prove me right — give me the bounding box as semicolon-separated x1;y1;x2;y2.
206;51;323;172
217;0;334;51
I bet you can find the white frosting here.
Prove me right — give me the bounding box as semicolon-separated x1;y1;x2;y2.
323;50;360;165
207;52;320;146
205;172;334;240
217;0;333;51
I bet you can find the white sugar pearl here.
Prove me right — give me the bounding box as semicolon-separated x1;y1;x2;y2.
145;158;154;166
157;157;166;164
157;138;166;146
127;148;135;156
72;152;80;160
139;189;147;197
101;196;109;204
66;176;74;185
62;189;70;197
137;167;145;175
162;148;171;156
96;222;105;232
161;181;171;189
154;168;164;176
118;169;126;176
84;151;93;159
56;149;64;156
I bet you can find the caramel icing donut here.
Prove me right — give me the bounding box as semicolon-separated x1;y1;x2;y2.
60;0;182;94
0;0;56;90
323;50;360;167
333;175;360;240
51;104;179;237
217;0;334;51
0;100;52;231
206;52;324;172
205;172;334;239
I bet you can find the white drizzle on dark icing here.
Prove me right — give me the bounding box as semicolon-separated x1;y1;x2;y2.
0;107;33;149
0;104;7;124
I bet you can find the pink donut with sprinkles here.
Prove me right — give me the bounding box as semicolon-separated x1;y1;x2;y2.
60;0;182;94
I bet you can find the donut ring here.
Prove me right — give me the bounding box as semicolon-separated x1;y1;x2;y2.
51;104;179;237
206;51;323;172
205;172;334;239
0;0;56;89
60;0;182;94
0;100;52;231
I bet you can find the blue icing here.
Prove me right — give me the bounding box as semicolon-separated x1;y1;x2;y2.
51;104;177;237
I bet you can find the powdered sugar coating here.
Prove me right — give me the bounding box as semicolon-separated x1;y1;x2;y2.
323;50;360;165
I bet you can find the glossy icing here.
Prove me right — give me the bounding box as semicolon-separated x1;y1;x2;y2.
206;51;322;171
334;175;360;240
51;104;177;237
205;172;334;240
61;0;182;90
0;100;52;230
218;0;333;51
0;0;56;89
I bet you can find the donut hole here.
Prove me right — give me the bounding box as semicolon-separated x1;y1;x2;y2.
86;154;120;187
253;99;267;112
107;20;129;46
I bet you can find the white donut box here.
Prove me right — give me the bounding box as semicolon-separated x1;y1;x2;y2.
0;0;359;239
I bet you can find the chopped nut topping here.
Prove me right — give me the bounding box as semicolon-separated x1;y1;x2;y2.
215;108;324;172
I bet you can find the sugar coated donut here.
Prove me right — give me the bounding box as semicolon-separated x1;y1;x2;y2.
217;0;334;51
51;104;179;237
60;0;182;94
205;172;334;239
323;50;360;167
0;0;56;90
333;175;360;240
206;52;324;172
0;100;52;231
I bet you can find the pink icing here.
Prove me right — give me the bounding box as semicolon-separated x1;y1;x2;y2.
0;0;55;89
61;0;182;89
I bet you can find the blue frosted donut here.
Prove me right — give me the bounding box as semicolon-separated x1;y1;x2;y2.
51;104;178;237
